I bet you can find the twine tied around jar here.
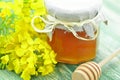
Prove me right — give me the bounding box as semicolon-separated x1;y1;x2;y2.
31;12;106;41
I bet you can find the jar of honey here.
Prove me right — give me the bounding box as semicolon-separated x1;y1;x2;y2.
31;0;102;64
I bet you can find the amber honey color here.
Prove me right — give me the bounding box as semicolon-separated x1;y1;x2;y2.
48;28;97;64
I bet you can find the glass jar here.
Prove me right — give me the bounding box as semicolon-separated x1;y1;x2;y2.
31;0;102;64
48;28;97;64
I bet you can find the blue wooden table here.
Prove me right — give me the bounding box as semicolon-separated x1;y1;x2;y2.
0;0;120;80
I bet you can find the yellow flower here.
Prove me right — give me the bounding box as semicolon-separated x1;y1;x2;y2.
23;16;31;23
21;63;37;80
13;59;22;74
34;8;46;16
46;64;54;74
33;17;46;30
43;50;57;65
18;34;24;42
7;61;14;71
20;56;27;66
1;55;9;64
30;0;46;10
11;0;23;15
27;37;34;45
27;52;37;65
49;51;57;64
21;71;31;80
43;51;52;65
38;66;47;75
0;2;12;18
38;64;54;76
15;47;26;57
0;2;6;8
21;41;28;49
0;0;57;80
0;8;11;18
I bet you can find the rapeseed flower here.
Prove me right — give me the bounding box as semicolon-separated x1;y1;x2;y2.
0;0;57;80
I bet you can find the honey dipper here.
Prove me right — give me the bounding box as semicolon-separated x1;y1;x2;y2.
72;48;120;80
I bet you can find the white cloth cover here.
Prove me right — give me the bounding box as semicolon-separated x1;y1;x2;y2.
44;0;102;22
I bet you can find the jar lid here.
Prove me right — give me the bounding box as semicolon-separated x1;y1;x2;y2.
44;0;102;22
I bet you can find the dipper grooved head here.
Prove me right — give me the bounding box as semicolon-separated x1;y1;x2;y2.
72;62;101;80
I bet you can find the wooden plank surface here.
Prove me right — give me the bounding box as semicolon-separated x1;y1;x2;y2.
0;0;120;80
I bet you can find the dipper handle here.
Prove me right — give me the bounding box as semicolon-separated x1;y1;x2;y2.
72;48;120;80
99;48;120;67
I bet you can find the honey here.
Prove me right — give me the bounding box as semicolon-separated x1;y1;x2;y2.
31;0;102;64
48;28;97;64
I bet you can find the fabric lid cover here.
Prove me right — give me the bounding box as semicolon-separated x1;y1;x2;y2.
44;0;102;22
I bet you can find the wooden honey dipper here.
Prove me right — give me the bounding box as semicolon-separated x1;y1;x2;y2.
72;48;120;80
